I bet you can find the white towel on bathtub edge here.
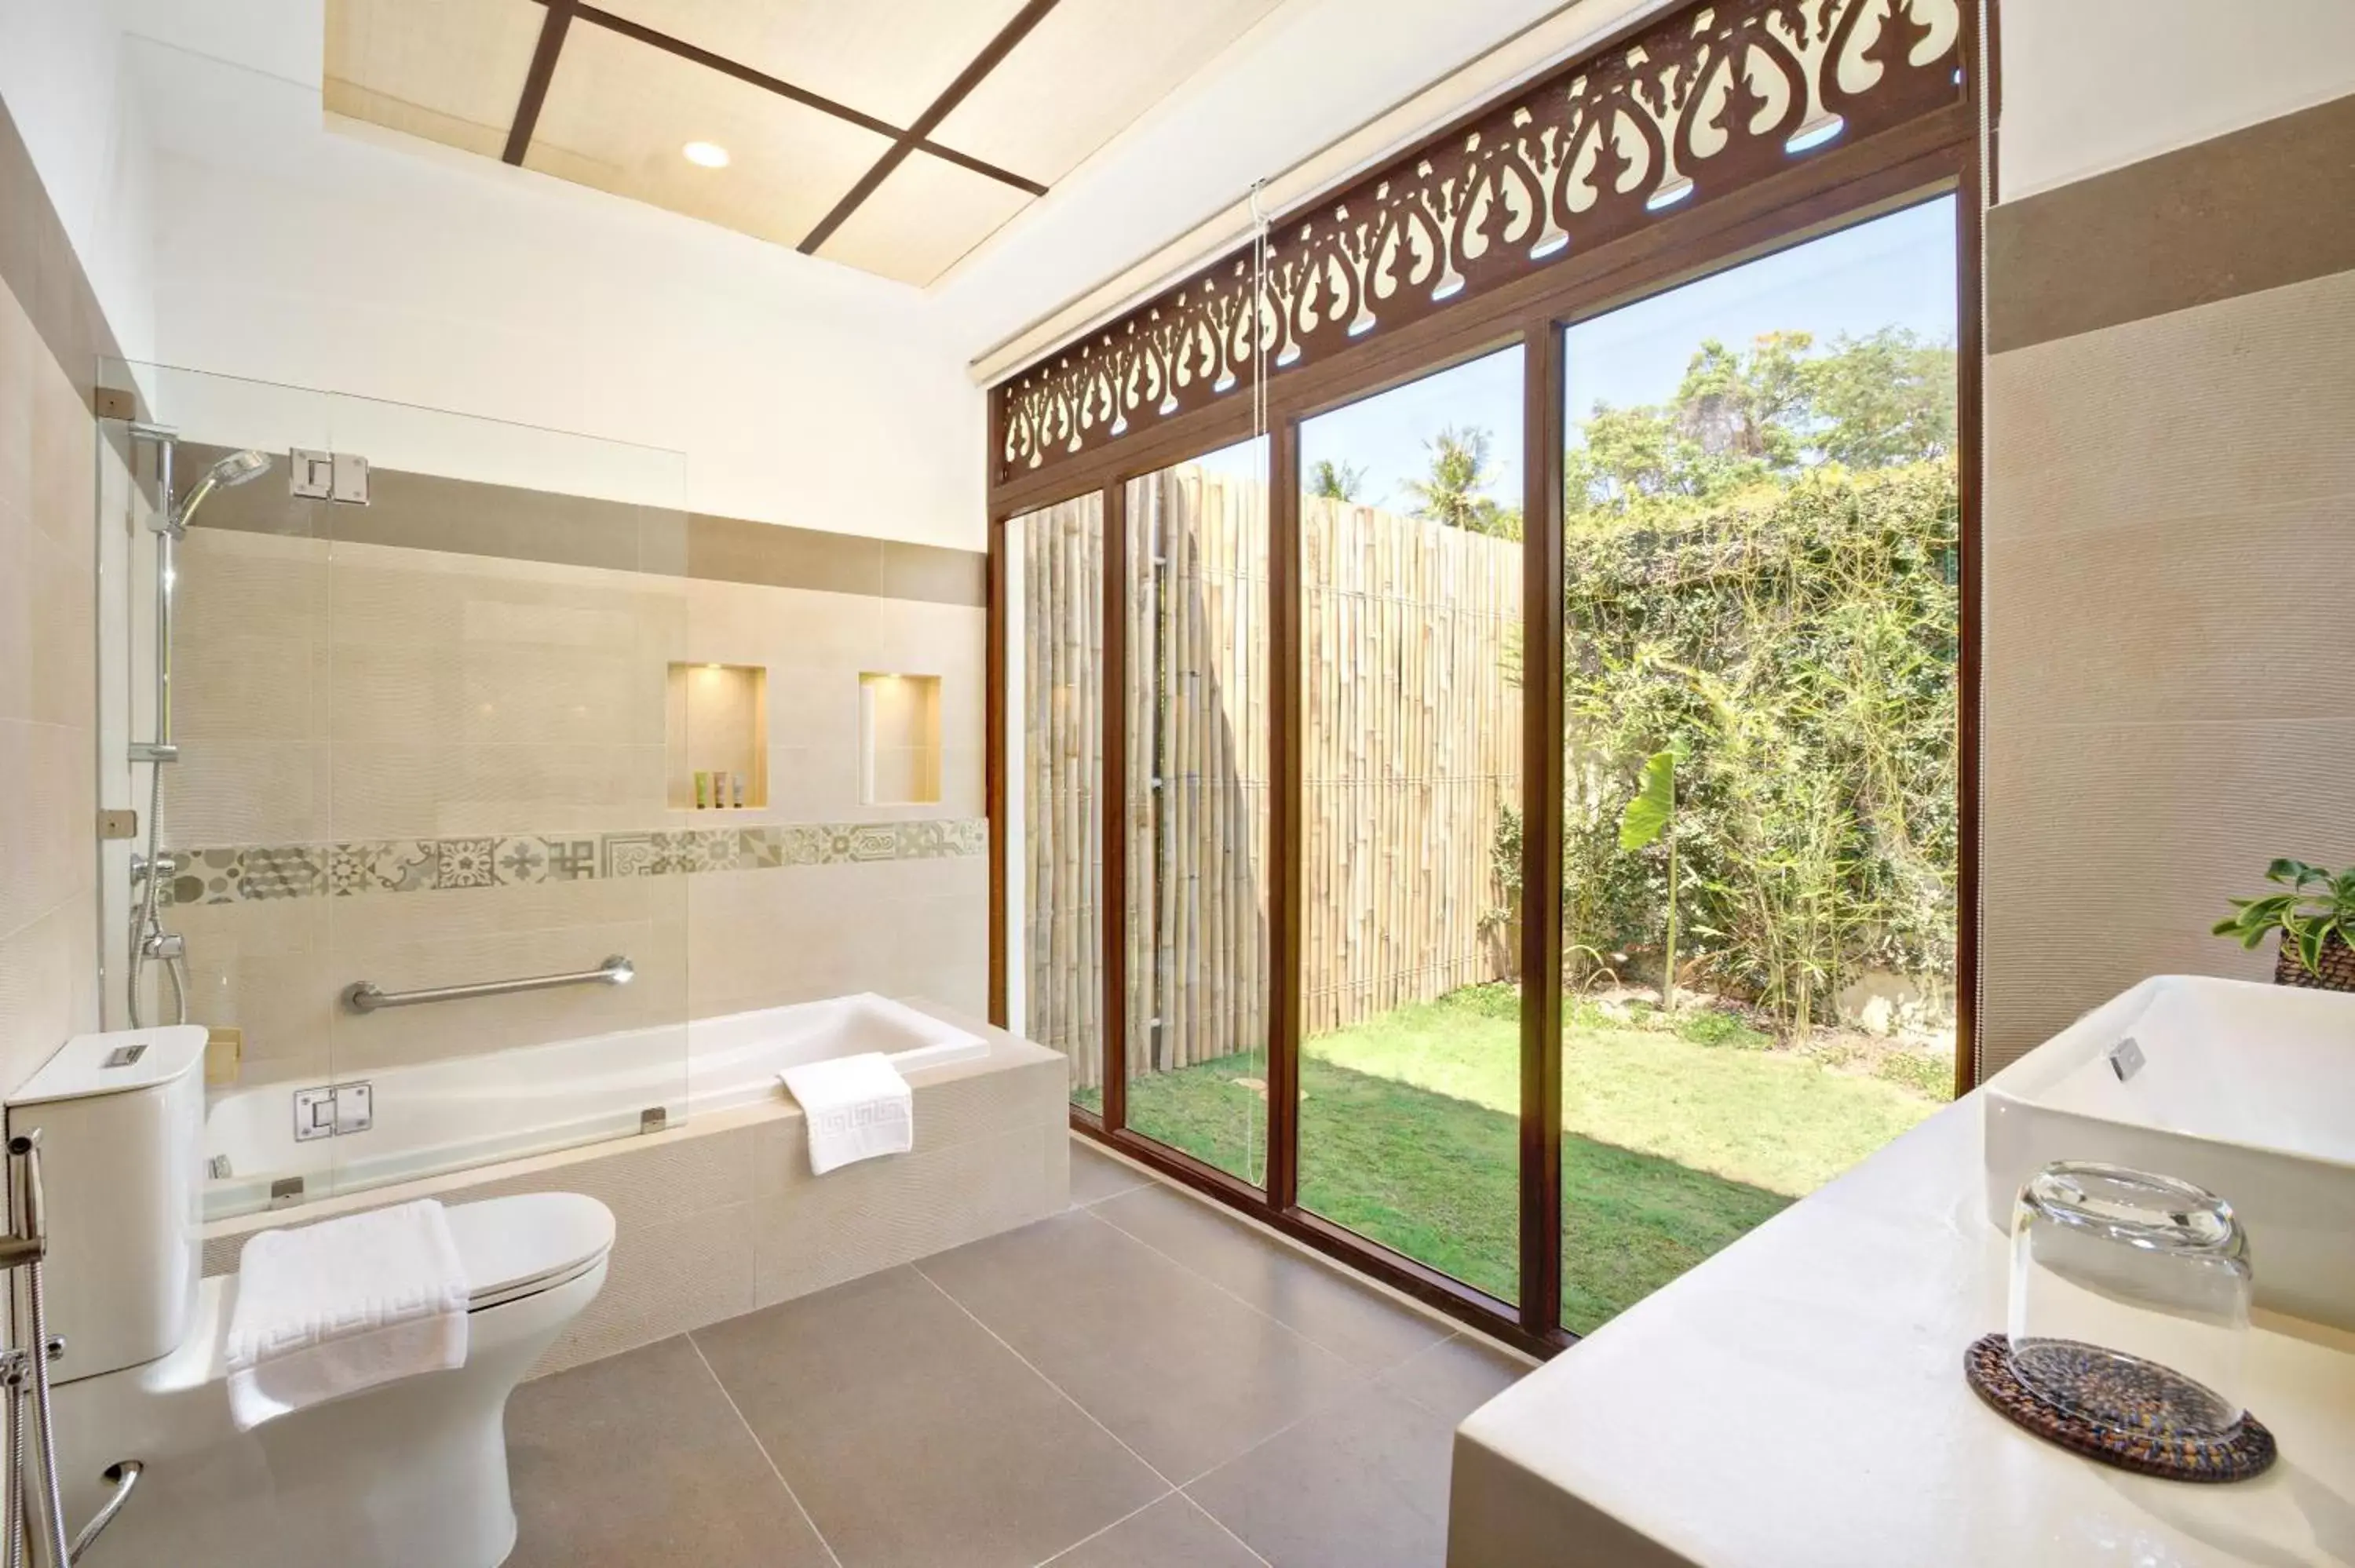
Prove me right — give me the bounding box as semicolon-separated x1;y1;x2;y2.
225;1197;471;1432
780;1052;913;1175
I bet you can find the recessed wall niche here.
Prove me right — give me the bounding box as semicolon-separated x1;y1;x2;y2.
667;662;769;810
860;673;942;806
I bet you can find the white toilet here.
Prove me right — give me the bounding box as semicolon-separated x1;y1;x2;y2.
5;1028;614;1568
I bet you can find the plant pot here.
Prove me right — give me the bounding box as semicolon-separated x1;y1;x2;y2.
2273;930;2355;994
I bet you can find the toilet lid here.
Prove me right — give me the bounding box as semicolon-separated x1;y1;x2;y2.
443;1193;615;1311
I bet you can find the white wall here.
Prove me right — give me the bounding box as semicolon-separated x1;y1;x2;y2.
1999;0;2355;199
935;0;1643;364
126;27;984;549
0;0;157;357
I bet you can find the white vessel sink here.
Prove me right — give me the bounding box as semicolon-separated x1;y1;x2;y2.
1983;975;2355;1330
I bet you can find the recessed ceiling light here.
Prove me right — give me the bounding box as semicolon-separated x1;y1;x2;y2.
682;141;730;169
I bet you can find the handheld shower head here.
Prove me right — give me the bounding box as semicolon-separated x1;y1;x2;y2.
168;449;270;534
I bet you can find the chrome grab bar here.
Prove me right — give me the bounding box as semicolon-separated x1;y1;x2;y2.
341;955;633;1014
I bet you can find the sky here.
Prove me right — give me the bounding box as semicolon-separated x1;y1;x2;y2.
1202;195;1959;515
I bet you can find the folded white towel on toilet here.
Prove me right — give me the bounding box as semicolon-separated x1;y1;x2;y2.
225;1197;471;1432
780;1052;913;1175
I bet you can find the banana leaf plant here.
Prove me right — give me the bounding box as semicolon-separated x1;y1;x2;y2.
2211;859;2355;977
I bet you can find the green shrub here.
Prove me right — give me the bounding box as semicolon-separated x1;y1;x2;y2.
1873;1048;1952;1098
1546;460;1960;1028
1676;1009;1773;1050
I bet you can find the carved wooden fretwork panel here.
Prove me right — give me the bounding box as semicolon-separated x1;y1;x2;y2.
994;0;1963;485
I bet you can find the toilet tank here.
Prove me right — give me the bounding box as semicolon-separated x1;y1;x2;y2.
5;1026;209;1384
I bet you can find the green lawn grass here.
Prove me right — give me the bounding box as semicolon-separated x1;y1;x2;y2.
1083;986;1944;1333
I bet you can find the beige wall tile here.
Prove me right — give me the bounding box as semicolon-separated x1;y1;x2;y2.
27;348;89;547
0;498;33;725
465;1122;760;1234
26;525;89;728
0;719;86;935
1985;271;2355;544
750;1123;1064;1309
0;271;97;1096
177;530;330;644
327;741;665;840
324;915;677;1073
163;740;330;846
0;285;34;523
175;634;327;744
1982;260;2355;1080
1979;717;2355;1073
325;877;667;947
1984;496;2355;728
0;899;93;1095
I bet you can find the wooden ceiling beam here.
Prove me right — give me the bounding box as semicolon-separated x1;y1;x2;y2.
796;0;1061;254
505;0;1047;196
502;0;575;165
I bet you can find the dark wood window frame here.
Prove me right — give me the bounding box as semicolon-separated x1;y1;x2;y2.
985;0;1985;1358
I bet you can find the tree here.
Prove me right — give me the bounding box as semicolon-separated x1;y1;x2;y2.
1565;328;1957;523
1308;458;1368;502
1405;425;1523;538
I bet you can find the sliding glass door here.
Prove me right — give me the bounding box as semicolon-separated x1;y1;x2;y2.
1006;494;1108;1105
990;202;1973;1355
1120;441;1272;1186
1294;348;1527;1301
1556;199;1963;1333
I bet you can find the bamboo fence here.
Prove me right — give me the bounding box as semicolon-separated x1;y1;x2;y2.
1020;469;1522;1088
1019;494;1105;1084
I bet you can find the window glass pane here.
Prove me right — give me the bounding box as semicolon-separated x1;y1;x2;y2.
1298;347;1525;1304
1008;494;1107;1103
1120;440;1271;1185
1559;198;1961;1333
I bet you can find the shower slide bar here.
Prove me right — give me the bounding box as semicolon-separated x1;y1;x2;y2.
341;955;634;1015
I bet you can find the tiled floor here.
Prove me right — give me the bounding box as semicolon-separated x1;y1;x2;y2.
506;1139;1532;1568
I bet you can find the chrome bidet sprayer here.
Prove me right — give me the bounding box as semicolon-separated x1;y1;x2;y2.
0;1134;141;1566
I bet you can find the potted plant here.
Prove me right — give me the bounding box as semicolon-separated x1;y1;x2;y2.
2212;859;2355;993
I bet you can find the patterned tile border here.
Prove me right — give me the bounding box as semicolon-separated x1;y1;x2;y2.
162;819;985;907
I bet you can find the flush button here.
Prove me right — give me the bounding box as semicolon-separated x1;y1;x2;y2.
100;1044;149;1070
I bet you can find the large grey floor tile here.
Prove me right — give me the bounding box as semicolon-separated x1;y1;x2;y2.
1069;1139;1153;1205
1094;1183;1450;1372
692;1264;1163;1568
1049;1493;1267;1567
505;1334;834;1568
1374;1333;1532;1426
1186;1382;1456;1568
921;1209;1363;1482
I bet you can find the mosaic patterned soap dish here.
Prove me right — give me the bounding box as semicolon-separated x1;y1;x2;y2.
1966;1333;2277;1482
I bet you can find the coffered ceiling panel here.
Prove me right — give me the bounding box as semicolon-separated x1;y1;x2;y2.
589;0;1032;128
815;152;1037;287
323;0;546;158
932;0;1287;187
524;20;893;250
320;0;1292;287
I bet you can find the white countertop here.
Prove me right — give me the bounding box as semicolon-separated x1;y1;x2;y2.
1448;1083;2355;1567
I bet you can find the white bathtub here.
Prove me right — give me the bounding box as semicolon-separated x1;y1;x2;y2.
203;994;988;1219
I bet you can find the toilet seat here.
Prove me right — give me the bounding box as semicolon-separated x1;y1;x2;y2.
444;1192;615;1312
